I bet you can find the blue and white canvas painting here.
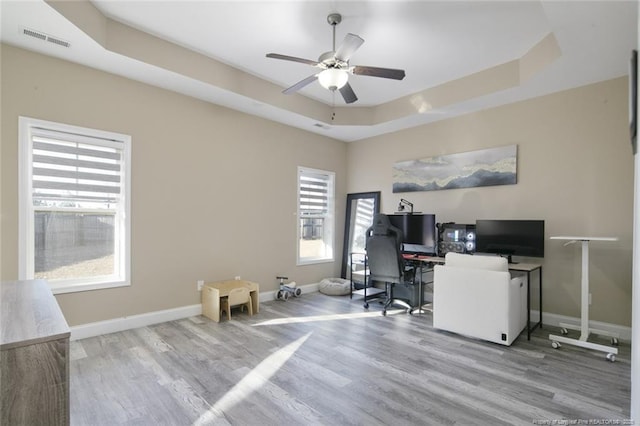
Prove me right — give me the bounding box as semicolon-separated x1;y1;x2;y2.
392;145;517;193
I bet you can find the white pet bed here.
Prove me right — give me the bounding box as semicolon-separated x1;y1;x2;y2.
318;278;351;296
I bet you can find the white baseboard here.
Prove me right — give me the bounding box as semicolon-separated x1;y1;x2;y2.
70;282;320;341
70;304;203;341
71;285;630;343
532;310;632;342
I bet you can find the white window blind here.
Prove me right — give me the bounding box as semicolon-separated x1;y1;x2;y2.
299;170;329;216
297;167;335;264
19;117;131;294
31;128;123;207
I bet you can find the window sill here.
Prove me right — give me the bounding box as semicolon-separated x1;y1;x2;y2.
297;258;334;266
50;279;130;295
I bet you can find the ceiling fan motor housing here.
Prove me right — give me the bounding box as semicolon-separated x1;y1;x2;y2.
327;13;342;26
318;51;348;69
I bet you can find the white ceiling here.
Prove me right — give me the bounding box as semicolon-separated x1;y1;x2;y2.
1;0;637;142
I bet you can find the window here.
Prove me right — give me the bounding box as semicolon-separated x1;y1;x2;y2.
297;167;335;264
19;117;131;294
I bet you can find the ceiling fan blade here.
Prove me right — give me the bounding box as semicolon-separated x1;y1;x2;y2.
352;65;406;80
339;82;358;104
335;33;364;62
283;73;318;94
266;53;319;67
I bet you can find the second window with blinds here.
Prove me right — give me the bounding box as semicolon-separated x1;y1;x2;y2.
18;116;131;294
297;166;335;265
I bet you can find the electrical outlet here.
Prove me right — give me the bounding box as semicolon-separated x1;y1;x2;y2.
197;280;204;291
235;276;241;280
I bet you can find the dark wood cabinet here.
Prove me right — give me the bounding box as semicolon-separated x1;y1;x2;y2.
1;280;70;425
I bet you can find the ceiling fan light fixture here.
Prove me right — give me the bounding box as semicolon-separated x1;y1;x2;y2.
266;12;404;103
318;68;348;91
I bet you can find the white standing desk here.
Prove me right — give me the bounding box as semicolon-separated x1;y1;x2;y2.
549;236;619;361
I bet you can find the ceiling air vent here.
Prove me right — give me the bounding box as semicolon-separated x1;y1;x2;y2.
22;28;70;48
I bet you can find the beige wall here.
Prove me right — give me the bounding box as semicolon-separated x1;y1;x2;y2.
1;45;347;326
1;43;633;328
347;77;634;326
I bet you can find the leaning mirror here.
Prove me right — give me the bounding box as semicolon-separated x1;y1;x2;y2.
341;191;381;278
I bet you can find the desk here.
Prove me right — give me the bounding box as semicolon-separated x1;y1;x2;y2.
548;236;618;361
509;262;543;340
402;255;437;314
202;280;260;322
406;255;542;340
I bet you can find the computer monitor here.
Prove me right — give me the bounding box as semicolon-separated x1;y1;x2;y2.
475;219;545;262
387;214;437;256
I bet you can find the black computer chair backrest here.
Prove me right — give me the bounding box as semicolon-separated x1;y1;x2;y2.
365;214;405;284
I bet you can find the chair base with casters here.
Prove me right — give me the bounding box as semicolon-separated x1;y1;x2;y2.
384;276;422;315
220;287;253;320
381;282;412;316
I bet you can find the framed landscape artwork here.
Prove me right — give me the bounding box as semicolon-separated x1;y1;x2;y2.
392;145;517;193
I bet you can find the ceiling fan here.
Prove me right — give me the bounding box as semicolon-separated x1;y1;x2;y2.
266;13;406;104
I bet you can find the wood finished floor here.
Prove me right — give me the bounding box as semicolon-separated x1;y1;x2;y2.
70;292;631;425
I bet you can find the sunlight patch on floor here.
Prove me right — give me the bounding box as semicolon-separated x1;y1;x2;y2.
192;332;312;425
252;309;406;327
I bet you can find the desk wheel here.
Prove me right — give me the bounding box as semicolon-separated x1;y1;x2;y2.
560;328;569;335
382;309;387;316
606;353;616;362
611;337;619;346
551;341;561;349
363;302;369;309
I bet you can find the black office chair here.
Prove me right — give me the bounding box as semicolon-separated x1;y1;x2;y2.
365;213;415;316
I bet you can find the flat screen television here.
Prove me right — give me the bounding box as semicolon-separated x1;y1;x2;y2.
387;214;437;256
475;219;545;262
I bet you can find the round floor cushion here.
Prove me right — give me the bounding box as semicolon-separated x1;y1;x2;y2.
318;278;351;296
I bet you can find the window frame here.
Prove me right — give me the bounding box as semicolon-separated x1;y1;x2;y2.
18;116;131;294
297;166;335;265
